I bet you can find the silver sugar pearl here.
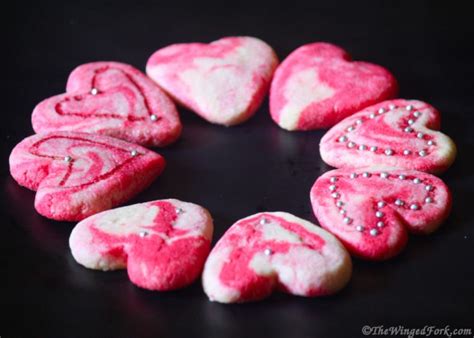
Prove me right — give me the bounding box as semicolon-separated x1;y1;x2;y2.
90;88;99;95
64;155;72;162
375;211;384;218
417;132;424;139
336;201;344;207
419;150;427;157
378;108;386;114
260;218;269;225
150;114;158;121
369;113;376;119
403;149;412;155
408;119;415;125
130;150;138;157
370;228;379;236
425;185;433;191
329;184;337;191
330;177;338;183
389;104;397;110
399;174;406;180
377;201;386;208
362;172;371;178
264;248;273;256
355;119;363;125
413;178;422;184
410;204;420;211
331;192;340;199
377;221;385;228
405;127;413;133
356;225;364;232
425;197;433;203
370;146;378;152
413;111;421;117
347;126;355;132
339;135;348;142
385;148;394;156
406;104;414;111
427;140;434;146
380;172;389;179
139;231;149;237
339;209;347;215
175;207;184;214
347;141;355;148
343;217;352;224
359;144;367;151
350;173;358;179
395;199;404;206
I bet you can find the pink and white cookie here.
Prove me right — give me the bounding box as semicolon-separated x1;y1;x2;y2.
319;99;456;173
202;212;352;303
270;42;398;130
9;131;165;221
310;167;452;260
32;62;181;147
70;199;213;290
146;36;278;126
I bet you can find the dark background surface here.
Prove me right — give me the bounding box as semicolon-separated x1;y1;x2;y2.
1;1;473;337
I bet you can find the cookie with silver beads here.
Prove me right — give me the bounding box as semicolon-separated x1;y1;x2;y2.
310;166;452;260
32;61;182;147
202;211;352;303
70;199;213;291
320;99;456;173
9;131;165;221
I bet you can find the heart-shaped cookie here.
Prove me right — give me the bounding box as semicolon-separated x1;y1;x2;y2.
146;36;279;126
202;212;352;303
320;99;456;173
32;62;182;147
270;42;398;130
70;199;213;290
310;167;452;260
9;131;165;221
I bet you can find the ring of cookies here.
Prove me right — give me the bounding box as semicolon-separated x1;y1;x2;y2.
9;36;456;303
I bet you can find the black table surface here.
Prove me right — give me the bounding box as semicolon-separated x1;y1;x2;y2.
2;1;473;337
